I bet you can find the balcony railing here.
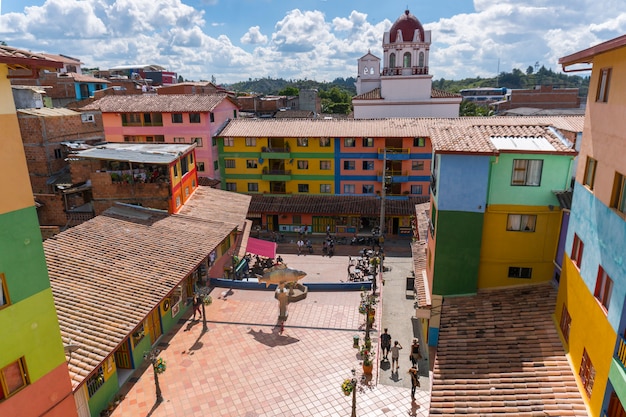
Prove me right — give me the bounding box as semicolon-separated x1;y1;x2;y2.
381;66;429;76
262;168;291;175
379;148;409;160
617;334;626;371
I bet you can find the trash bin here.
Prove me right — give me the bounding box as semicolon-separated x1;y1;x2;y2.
406;276;415;291
353;335;360;348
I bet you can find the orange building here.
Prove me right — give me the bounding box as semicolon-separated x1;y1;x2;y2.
70;143;198;214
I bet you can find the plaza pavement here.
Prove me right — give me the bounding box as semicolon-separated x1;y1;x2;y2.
109;238;431;416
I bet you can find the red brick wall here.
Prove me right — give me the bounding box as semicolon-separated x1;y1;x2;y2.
34;193;68;227
40;226;61;240
89;172;171;215
19;112;105;193
498;86;581;111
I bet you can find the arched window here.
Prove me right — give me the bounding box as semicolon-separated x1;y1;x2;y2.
389;53;396;68
363;67;369;74
370;67;375;75
419;52;424;67
403;52;411;68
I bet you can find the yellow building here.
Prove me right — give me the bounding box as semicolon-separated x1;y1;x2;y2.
556;34;626;416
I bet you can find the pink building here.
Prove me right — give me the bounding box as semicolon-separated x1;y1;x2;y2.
81;94;239;179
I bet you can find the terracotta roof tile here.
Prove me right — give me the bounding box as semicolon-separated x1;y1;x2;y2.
430;283;588;416
0;45;63;69
44;186;249;389
353;87;383;100
80;93;231;113
411;202;430;307
60;72;110;83
431;88;462;98
352;87;461;100
248;194;428;217
218;117;583;156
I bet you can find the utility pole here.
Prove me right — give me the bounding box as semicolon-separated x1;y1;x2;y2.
379;148;386;235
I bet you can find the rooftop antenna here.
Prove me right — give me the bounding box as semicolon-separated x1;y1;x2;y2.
496;58;500;87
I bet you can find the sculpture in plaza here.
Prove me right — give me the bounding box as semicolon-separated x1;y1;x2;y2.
257;264;306;289
257;264;308;322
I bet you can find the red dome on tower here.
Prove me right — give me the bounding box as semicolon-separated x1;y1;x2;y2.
389;9;424;43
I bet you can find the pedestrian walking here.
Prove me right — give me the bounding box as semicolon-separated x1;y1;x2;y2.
192;293;202;320
380;328;392;360
297;239;304;255
409;366;420;400
410;339;421;367
390;340;402;371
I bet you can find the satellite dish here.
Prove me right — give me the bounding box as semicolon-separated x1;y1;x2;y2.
64;344;80;354
258;158;264;164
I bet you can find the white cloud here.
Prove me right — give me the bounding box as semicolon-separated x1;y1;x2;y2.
0;0;623;84
241;26;268;45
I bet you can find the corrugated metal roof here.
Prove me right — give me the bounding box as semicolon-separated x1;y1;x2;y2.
80;93;232;113
18;108;79;117
75;143;195;164
489;136;556;152
44;187;250;389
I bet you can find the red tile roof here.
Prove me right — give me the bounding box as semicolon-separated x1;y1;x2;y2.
352;87;461;100
559;34;626;67
0;45;63;70
60;72;110;83
430;283;588;416
80;93;233;113
430;123;577;154
44;187;250;389
248;194;428;217
218;116;583;155
411;202;430;308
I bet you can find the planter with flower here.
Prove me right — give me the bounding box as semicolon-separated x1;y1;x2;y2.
154;357;166;374
359;343;374;374
341;378;354;396
203;295;212;306
359;290;377;325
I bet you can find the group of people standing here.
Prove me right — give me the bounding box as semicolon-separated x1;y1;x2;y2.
380;329;422;401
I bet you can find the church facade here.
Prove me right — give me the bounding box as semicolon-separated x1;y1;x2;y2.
353;9;461;119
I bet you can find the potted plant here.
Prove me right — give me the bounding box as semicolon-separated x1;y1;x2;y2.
360;343;374;374
341;378;354;396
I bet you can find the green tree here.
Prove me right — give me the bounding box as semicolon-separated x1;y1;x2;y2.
526;65;534;75
459;100;492;117
278;86;299;96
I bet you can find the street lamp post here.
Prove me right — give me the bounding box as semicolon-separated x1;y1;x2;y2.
144;348;163;403
195;286;212;333
350;369;357;417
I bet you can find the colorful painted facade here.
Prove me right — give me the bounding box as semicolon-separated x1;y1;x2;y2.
426;122;579;299
218;118;432;197
81;94;239;179
555;35;626;417
0;46;77;417
44;186;249;417
71;143;198;214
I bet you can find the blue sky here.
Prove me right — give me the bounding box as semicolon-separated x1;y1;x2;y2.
0;0;623;85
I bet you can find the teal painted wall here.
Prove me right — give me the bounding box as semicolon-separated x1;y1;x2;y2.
432;210;484;295
0;206;51;302
487;154;573;206
0;289;66;379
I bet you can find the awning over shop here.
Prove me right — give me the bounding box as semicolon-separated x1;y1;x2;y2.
246;237;277;259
